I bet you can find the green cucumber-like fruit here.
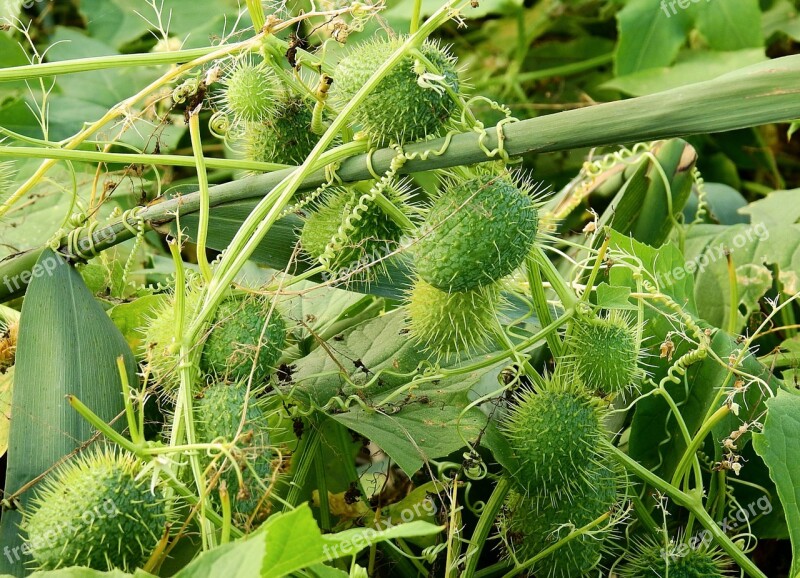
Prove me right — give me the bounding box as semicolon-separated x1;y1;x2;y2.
242;97;317;166
143;289;286;392
331;37;458;145
620;538;731;577
23;448;166;572
501;374;609;496
300;181;413;278
219;58;280;125
569;311;641;393
413;172;538;293
200;294;286;382
406;277;499;359
501;464;621;578
194;383;273;529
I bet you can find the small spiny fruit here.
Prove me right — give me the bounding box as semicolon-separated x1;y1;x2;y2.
218;57;281;125
501;374;609;497
413;171;539;293
143;288;286;392
569;311;641;394
200;293;286;383
620;537;731;577
242;97;318;166
194;383;273;529
300;181;414;278
331;37;458;145
406;277;499;359
23;448;166;572
501;463;621;578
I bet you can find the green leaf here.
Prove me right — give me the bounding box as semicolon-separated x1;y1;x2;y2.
595;283;637;310
0;569;153;578
615;0;690;75
753;389;800;578
604;49;765;96
289;311;510;475
684;189;800;332
693;0;763;51
0;250;137;575
172;503;441;578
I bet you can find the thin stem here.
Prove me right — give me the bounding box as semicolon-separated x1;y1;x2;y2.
188;107;213;281
0;145;287;172
462;477;511;578
410;0;423;33
671;405;730;488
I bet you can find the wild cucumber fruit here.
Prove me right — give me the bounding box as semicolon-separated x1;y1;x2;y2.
200;294;286;383
331;37;458;144
413;172;539;293
143;289;286;392
242;97;317;166
194;384;273;528
406;277;499;359
620;538;731;577
23;448;166;572
218;58;280;125
300;181;413;277
501;464;621;578
569;311;641;394
501;375;609;497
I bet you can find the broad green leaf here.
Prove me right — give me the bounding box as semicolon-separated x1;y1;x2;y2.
289;311;513;475
753;389;800;578
615;0;691;75
683;183;749;225
0;250;137;575
693;0;763;51
172;504;441;578
604;49;765;96
684;189;800;332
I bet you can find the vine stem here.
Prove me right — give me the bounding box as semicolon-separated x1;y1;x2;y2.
188;107;213;281
671;404;730;488
609;445;766;578
462;477;511;578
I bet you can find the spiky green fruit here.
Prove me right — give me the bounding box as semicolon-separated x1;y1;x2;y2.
501;464;620;578
620;538;731;577
143;289;286;391
300;182;413;278
569;312;641;394
219;58;280;124
501;375;609;496
242;97;317;165
413;173;539;293
23;448;166;572
331;37;458;145
200;294;286;382
406;277;499;359
194;384;273;528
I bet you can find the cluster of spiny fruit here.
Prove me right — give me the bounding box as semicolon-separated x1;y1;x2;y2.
18;29;731;577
